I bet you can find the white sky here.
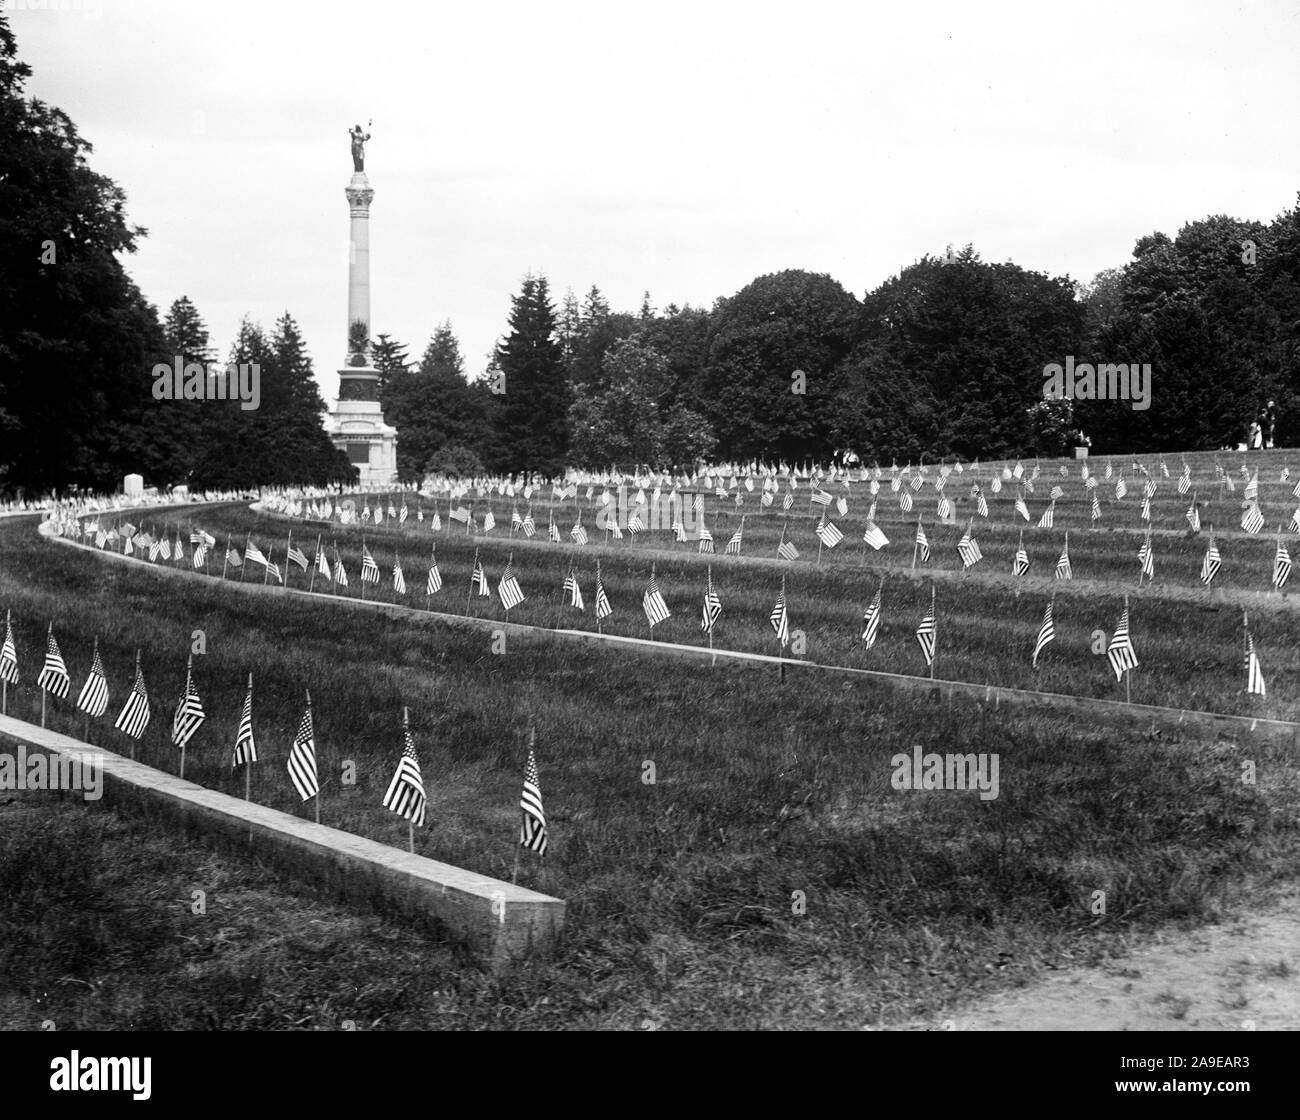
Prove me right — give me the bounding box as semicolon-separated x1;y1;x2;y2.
11;0;1300;405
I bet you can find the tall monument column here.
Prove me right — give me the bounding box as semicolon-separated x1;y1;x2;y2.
326;124;397;487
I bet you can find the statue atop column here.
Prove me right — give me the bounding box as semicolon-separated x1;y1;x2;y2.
349;122;371;172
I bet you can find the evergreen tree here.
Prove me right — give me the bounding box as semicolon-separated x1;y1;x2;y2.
495;275;568;476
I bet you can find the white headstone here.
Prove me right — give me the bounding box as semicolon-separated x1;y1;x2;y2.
123;473;144;499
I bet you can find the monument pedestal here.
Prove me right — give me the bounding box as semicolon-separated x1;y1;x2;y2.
327;366;397;487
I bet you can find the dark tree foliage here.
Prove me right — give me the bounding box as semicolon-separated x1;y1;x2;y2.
494;275;568;477
699;270;860;462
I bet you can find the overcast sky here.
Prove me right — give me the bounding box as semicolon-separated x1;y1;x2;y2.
12;0;1300;404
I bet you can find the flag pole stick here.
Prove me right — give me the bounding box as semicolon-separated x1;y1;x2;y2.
263;547;273;586
241;533;249;582
40;689;46;728
930;583;936;681
221;536;230;581
912;521;919;570
180;743;186;781
309;534;320;593
285;529;294;588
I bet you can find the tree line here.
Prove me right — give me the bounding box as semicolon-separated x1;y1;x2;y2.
3;11;1298;494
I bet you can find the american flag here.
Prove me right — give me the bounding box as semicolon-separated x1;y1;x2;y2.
957;522;982;568
782;492;794;511
288;693;319;801
1055;534;1072;580
1;611;19;684
431;512;442;531
563;566;584;611
1244;615;1266;698
1187;499;1201;533
698;523;714;554
815;517;843;549
643;567;671;628
1032;597;1055;668
811;488;832;507
159;536;172;561
1242;503;1264;534
1012;533;1030;576
548;517;561;543
1049;485;1064;501
1106;605;1139;681
991;476;1002;494
915;519;930;564
571;519;588;546
233;674;257;767
497;558;525;610
315;544;332;582
937;496;953;521
374;505;384;525
862;522;889;551
1091;494;1102;522
1201;534;1221;585
361;545;380;583
192;542;207;568
333;549;349;588
245;539;267;567
393;556;407;595
725;518;744;556
287;541;309;570
362;503;372;521
522;510;535;538
1138;532;1154;580
172;656;204;749
382;712;426;827
915;603;936;667
76;638;109;718
472;554;490;597
427;559;442;595
114;653;150;739
1291;507;1300;535
1178;471;1191;495
450;505;471;524
769;580;789;647
701;567;722;634
1014;495;1029;522
519;743;548;855
899;489;914;513
1273;539;1292;588
627;510;644;536
1140;495;1151;522
909;474;924;492
1037;502;1054;529
861;584;882;648
511;507;522;530
1245;472;1259;501
595;563;612;620
399;503;409;524
37;623;70;699
226;538;243;567
483;511;496;533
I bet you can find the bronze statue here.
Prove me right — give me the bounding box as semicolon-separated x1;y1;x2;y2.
349;122;371;172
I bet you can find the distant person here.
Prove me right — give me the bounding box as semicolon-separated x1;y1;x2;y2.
1264;399;1277;448
1248;418;1262;450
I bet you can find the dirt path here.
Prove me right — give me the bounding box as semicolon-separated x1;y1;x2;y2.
899;893;1300;1031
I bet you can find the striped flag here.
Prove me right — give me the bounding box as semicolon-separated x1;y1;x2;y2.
114;653;150;740
782;492;795;511
1138;532;1154;580
1244;615;1266;698
37;623;70;699
811;488;832;507
1091;494;1102;523
1178;471;1191;495
643;567;671;628
172;656;204;749
361;545;380;583
316;543;332;582
1201;533;1221;585
698;523;714;554
519;742;548;855
725;517;744;556
701;567;722;634
1290;507;1300;534
770;580;789;647
899;490;914;513
393;556;407;595
915;520;931;564
937;496;953;521
287;541;309;570
957;521;982;568
1049;485;1064;501
287;692;319;801
563;566;584;611
571;518;588;546
1036;502;1054;529
400;503;409;524
498;557;525;610
1106;605;1139;681
75;638;109;718
1;611;19;684
333;549;349;588
226;539;243;568
1032;597;1055;668
595;563;612;620
431;512;442;532
1242;503;1264;534
915;602;936;667
862;521;889;551
471;552;490;597
483;510;496;533
861;583;882;648
1012;532;1030;577
1055;533;1072;580
244;539;266;567
548;517;561;543
1273;538;1292;589
1187;497;1201;533
627;510;644;536
522;510;535;538
1140;496;1151;523
382;711;426;827
815;516;844;549
192;542;207;568
427;555;442;594
1014;495;1030;522
233;674;257;767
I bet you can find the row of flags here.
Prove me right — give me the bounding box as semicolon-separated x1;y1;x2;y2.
0;613;550;858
